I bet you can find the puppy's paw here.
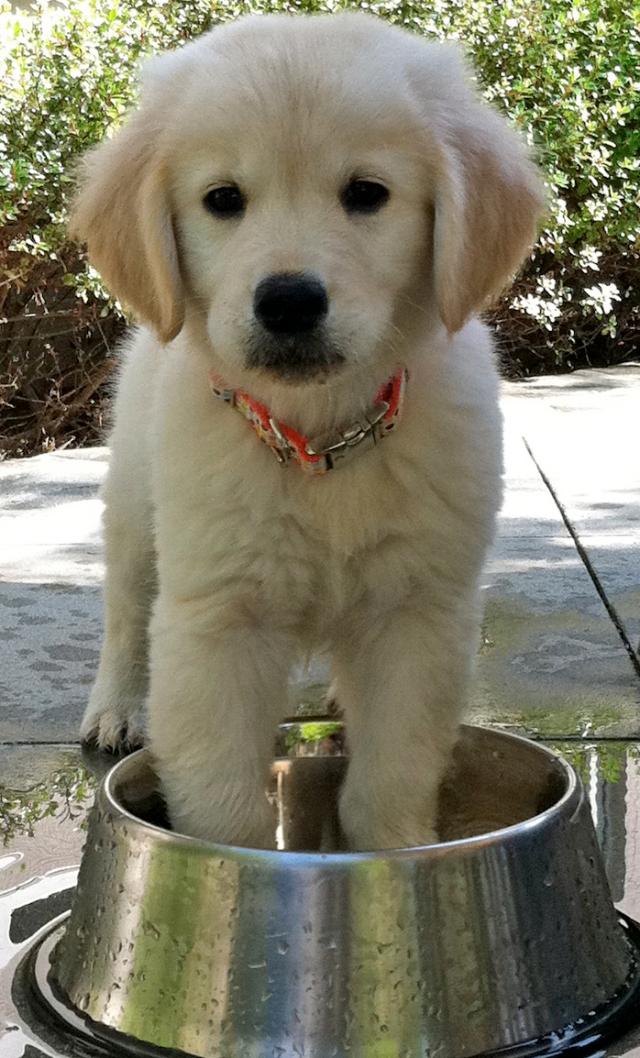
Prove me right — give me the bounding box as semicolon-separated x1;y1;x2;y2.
343;819;440;852
340;789;439;851
159;766;277;848
80;700;145;753
170;804;276;848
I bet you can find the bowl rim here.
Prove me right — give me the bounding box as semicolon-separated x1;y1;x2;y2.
100;723;580;865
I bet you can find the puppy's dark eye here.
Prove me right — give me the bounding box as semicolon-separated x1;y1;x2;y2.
203;185;245;218
342;179;389;215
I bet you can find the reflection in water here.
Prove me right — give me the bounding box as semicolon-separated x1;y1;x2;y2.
0;763;95;844
554;742;640;920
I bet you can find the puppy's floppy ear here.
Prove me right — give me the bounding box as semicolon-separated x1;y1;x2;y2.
70;113;184;344
415;46;545;334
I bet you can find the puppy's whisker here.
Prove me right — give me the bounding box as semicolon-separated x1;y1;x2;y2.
396;293;433;318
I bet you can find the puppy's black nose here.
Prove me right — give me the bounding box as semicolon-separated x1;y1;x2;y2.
254;273;329;335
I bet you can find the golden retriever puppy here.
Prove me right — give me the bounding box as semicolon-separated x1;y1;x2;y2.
72;13;543;849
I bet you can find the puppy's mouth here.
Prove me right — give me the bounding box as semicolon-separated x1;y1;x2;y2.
245;331;346;384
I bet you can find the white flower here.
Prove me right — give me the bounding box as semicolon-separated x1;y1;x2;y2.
576;246;602;272
583;283;621;316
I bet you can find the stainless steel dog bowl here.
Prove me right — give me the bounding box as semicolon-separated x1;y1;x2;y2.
43;723;640;1058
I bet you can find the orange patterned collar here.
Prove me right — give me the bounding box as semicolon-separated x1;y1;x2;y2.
209;367;408;475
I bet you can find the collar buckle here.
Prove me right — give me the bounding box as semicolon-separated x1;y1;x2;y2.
305;400;390;470
267;417;292;465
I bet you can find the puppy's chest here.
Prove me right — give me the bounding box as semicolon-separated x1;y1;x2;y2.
231;450;427;618
157;382;435;624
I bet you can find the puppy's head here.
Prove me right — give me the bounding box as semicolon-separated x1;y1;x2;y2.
71;14;544;385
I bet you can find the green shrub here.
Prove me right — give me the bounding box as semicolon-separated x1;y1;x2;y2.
1;0;638;455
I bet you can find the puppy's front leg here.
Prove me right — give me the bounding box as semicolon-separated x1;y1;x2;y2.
82;501;154;751
148;597;291;847
334;594;481;850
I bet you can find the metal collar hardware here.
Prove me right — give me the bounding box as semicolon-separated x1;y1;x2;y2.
209;368;408;475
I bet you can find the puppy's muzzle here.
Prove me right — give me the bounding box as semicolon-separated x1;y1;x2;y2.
254;272;329;335
248;272;343;381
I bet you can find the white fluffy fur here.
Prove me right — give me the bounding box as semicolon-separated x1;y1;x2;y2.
73;13;544;849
